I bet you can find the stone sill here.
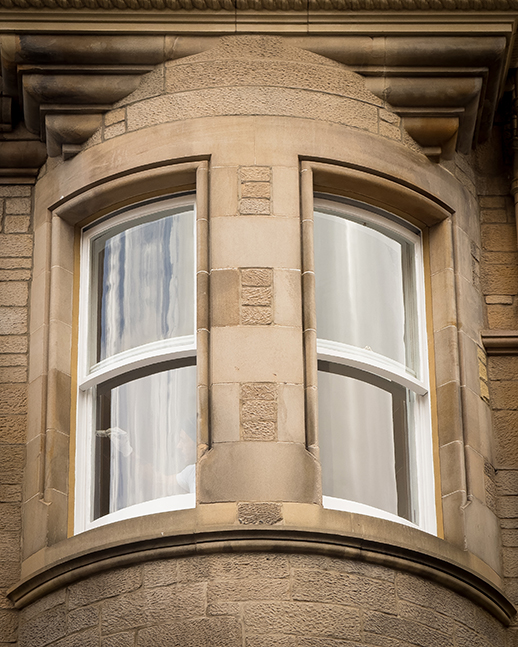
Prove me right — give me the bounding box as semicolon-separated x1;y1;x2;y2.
8;503;515;625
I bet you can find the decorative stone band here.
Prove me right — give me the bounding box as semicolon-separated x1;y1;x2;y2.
2;0;518;9
7;506;515;626
481;330;518;355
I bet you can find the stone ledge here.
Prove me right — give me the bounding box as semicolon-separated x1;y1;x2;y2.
481;330;518;355
7;503;515;626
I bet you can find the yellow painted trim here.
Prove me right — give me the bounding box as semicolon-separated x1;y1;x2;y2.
68;226;81;538
422;227;444;539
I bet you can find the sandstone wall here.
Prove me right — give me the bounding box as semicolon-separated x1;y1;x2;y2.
0;184;32;645
17;553;507;647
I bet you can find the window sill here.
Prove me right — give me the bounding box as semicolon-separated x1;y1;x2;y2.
8;503;514;625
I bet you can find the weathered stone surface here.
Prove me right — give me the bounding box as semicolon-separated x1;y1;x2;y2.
68;567;142;609
237;502;283;525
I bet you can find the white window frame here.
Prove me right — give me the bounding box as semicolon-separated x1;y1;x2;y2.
315;197;436;535
74;194;196;534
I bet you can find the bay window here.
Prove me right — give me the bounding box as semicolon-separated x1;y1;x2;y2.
75;194;196;533
314;197;436;533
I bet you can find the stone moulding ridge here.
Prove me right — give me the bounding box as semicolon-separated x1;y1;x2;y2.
2;0;518;9
7;525;516;625
481;330;518;355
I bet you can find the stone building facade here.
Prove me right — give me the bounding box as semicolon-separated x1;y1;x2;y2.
2;7;518;646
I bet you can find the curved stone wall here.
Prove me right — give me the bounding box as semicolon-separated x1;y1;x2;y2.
18;553;507;647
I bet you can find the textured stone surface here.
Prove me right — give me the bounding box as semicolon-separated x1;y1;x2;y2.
16;553;511;646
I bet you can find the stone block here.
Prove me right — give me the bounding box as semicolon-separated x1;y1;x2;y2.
241;286;272;306
54;627;99;647
210;166;238;218
429;219;453;274
241;400;277;421
104;107;125;126
102;632;135;647
277;383;304;443
68;566;142;609
240;383;276;400
237;502;283;525
435;381;462;445
0;186;31;197
0;608;18;642
104;122;126;140
481;264;518;294
494;411;518;468
0;484;21;502
487;302;518;329
241;306;273;325
142;558;178;588
240;167;271;182
491;381;518;410
241;268;272;287
68;605;100;634
292;568;397;614
0;415;26;444
0;268;31;281
441;490;466;548
239;198;270;216
241;182;270;199
176;553;290;583
136;616;242;647
431;269;456;331
271;166;299;219
244;601;360;640
45;488;68;546
0;353;27;367
0;366;26;382
488;355;518;381
211;382;240;443
364;610;451;647
208;576;289;602
0;307;27;335
433;326;459;388
485;294;513;304
481;223;517;251
211;269;240;327
0;234;32;257
480;208;507;223
212;326;303;384
101;583;206;633
210;216;301;269
18;603;67;647
241;420;276;440
4;216;31;233
273;269;301;328
439;441;465;496
0;384;26;415
0;446;25;474
5;198;31;215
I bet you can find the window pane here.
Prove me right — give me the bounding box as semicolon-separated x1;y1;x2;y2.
93;365;196;520
318;367;416;523
91;207;195;365
315;209;419;375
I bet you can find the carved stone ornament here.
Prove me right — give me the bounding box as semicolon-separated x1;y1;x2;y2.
0;25;513;175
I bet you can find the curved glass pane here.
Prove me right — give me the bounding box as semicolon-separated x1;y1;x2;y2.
315;208;419;376
90;206;195;366
93;365;196;520
318;367;417;523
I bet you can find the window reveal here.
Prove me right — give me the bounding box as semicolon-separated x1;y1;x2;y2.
75;196;196;533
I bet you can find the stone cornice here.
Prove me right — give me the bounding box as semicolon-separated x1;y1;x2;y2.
0;29;513;169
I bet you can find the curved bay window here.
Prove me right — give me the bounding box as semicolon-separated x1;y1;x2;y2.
75;195;196;533
315;197;436;533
